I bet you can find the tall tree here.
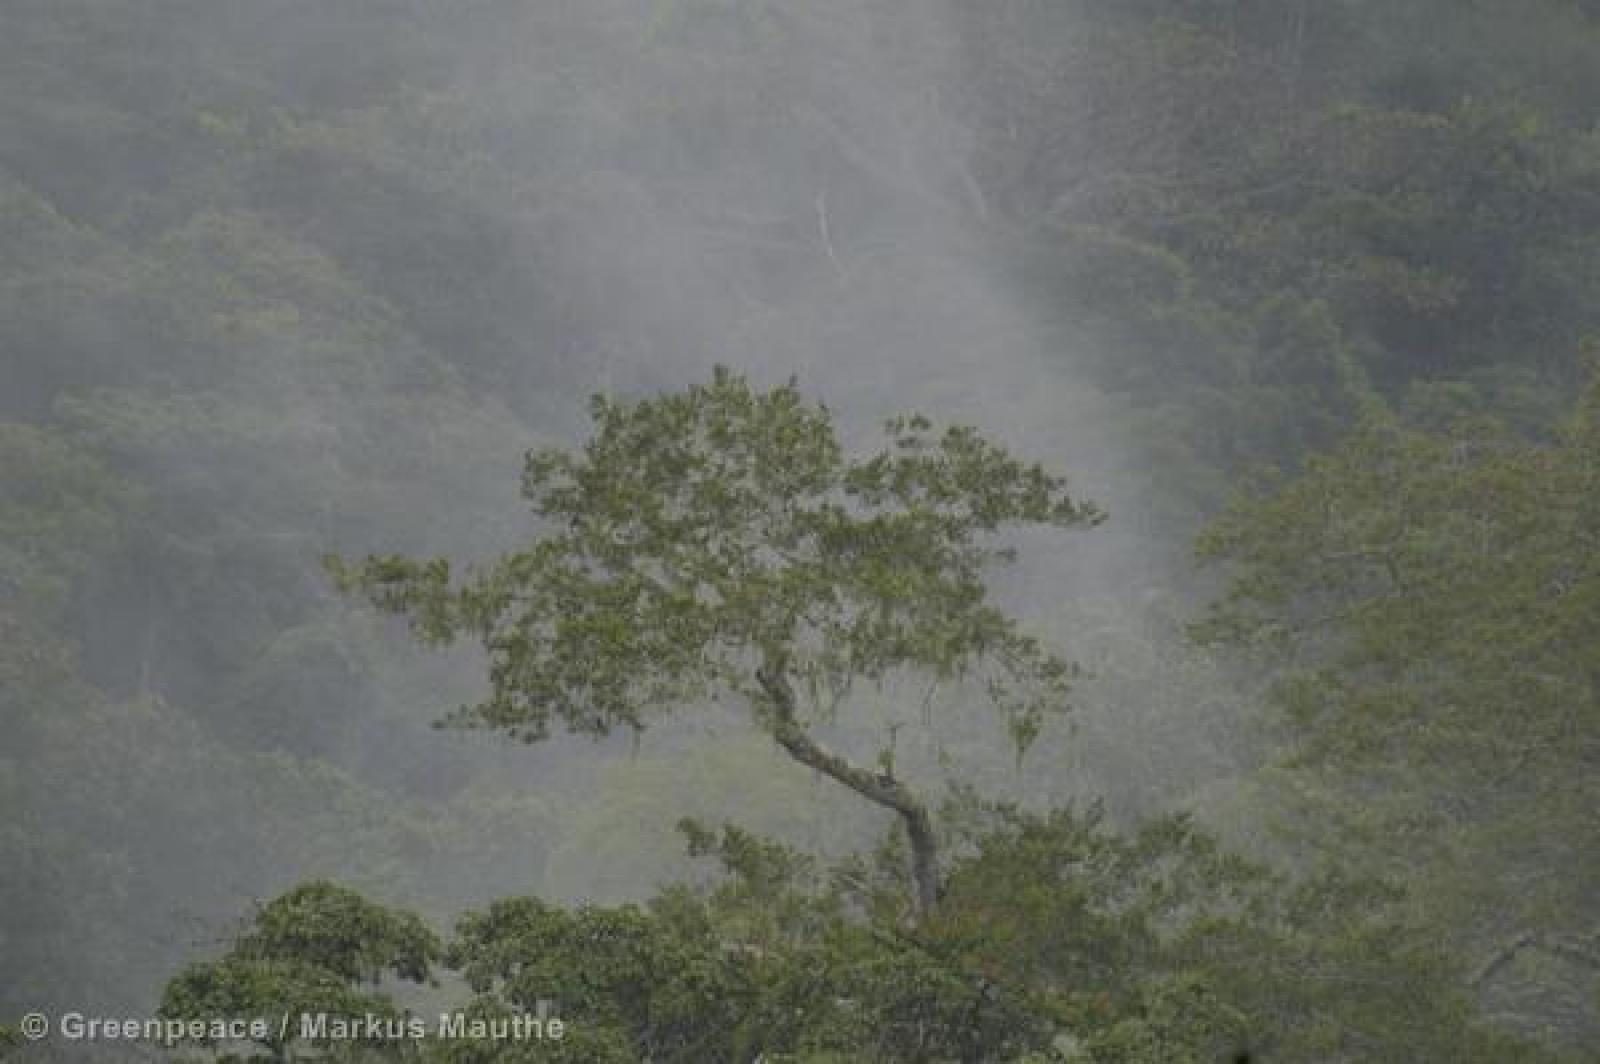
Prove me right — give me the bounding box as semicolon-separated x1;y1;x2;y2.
333;368;1101;916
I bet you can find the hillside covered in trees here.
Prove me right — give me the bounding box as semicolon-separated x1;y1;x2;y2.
2;1;1598;1060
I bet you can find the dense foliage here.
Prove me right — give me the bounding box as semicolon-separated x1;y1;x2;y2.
334;369;1099;915
2;0;1597;1057
160;809;1537;1063
1195;378;1600;1044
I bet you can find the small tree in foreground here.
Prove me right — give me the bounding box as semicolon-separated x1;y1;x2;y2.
159;882;439;1060
333;368;1102;916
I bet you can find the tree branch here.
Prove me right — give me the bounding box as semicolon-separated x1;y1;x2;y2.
756;652;940;917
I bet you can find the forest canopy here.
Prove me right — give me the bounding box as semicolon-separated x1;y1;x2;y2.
2;0;1598;1059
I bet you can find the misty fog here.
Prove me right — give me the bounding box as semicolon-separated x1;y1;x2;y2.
4;1;1597;1059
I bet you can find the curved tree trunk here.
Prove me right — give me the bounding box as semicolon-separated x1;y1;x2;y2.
756;655;940;918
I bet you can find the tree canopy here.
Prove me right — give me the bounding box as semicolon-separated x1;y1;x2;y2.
5;0;1600;1052
336;368;1103;914
1195;376;1600;1043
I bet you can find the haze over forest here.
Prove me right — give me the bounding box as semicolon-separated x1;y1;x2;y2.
3;2;1599;1060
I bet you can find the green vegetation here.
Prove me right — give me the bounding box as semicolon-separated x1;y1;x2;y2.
333;369;1100;917
1195;378;1600;1043
160;883;439;1060
1;0;1597;1058
155;810;1534;1062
